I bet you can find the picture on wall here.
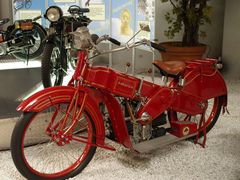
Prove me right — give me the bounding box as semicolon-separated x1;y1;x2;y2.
13;0;46;26
48;0;79;15
18;10;42;25
81;0;110;36
111;0;135;42
137;0;155;40
54;0;76;2
138;0;155;21
87;4;105;21
13;0;32;14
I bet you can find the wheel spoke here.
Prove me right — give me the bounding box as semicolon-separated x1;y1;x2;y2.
11;103;97;179
169;97;221;136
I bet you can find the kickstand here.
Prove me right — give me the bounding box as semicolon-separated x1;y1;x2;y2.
26;47;30;65
194;113;207;148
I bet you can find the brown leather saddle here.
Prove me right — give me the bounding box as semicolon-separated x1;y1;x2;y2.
153;60;186;78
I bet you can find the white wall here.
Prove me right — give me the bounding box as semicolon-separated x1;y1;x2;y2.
222;0;240;80
0;1;12;23
155;0;226;59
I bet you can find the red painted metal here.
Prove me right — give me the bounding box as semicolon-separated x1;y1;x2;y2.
170;59;228;116
183;59;227;99
137;87;173;122
18;52;228;152
100;90;132;149
169;121;197;138
84;66;140;99
17;86;107;148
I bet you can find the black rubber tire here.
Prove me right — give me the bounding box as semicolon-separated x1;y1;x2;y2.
11;111;97;180
168;96;223;138
10;23;46;60
41;42;67;88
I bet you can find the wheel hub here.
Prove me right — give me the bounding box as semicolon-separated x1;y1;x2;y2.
51;131;72;146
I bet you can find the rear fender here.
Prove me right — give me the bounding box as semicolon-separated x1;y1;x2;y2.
17;86;106;147
182;66;228;100
33;22;47;36
182;70;228;111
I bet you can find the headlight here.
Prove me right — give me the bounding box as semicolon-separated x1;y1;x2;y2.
45;6;62;22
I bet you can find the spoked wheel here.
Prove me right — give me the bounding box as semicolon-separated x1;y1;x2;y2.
169;96;223;137
11;103;96;180
10;23;46;60
41;43;67;88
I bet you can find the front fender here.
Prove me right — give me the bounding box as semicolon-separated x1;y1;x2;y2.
33;22;47;36
44;34;60;45
17;86;106;147
17;86;75;112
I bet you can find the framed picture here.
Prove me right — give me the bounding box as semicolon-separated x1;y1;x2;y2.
88;4;105;21
54;0;76;3
18;9;42;25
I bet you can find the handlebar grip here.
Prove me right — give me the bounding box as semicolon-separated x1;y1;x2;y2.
109;38;121;46
150;42;166;52
91;34;99;45
33;15;42;21
80;8;90;13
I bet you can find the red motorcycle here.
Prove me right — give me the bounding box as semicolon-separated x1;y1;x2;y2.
11;25;228;180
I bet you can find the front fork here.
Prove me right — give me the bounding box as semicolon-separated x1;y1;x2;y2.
61;91;87;135
46;87;88;137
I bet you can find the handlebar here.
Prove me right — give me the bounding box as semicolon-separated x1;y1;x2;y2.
90;37;166;60
90;39;146;59
108;38;121;46
95;35;121;46
150;42;166;52
80;8;90;13
68;5;89;14
33;15;42;22
91;34;99;45
96;36;164;51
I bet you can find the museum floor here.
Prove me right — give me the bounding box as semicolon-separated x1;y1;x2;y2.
0;80;239;180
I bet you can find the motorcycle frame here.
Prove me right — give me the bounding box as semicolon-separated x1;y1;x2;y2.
18;50;228;151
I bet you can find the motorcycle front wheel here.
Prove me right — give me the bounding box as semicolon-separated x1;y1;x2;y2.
10;23;46;60
68;49;79;70
168;96;223;137
41;42;67;88
11;103;97;180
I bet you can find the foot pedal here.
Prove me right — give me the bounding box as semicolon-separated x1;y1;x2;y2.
133;133;196;153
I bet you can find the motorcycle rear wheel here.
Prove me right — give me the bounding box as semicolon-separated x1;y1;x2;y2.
168;96;223;137
41;42;67;88
11;104;96;180
10;23;46;60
